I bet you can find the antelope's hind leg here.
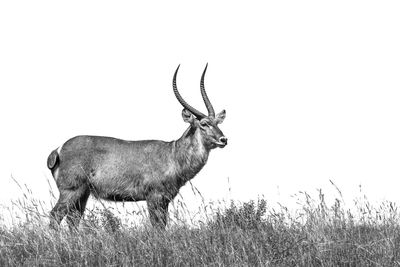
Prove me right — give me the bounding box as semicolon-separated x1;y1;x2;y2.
65;186;90;230
50;185;90;230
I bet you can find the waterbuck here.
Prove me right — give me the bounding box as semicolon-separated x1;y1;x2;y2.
47;64;227;229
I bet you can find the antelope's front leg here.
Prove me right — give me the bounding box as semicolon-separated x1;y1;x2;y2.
146;192;170;229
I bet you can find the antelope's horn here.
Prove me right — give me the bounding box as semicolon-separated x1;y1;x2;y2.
173;65;206;119
200;63;215;117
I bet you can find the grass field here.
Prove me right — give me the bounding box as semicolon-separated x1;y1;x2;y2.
1;184;400;266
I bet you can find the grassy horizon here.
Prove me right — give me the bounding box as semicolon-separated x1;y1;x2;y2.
1;183;400;266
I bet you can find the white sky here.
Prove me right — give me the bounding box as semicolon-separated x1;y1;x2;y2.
1;1;400;215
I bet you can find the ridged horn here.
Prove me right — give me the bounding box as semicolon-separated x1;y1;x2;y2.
200;63;215;117
173;65;206;119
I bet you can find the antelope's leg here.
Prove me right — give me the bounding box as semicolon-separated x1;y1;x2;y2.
147;193;170;229
65;186;90;230
49;185;90;230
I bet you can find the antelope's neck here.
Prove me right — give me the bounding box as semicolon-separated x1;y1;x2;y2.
173;126;210;181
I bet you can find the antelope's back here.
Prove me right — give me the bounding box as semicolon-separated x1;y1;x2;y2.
56;135;174;183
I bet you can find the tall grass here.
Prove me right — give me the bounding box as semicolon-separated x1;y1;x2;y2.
1;183;400;266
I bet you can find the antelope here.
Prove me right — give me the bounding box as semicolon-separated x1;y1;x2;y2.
47;64;227;229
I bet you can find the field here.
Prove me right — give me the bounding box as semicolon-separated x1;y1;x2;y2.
1;183;400;266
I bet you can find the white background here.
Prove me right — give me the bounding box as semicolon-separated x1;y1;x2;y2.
1;1;400;215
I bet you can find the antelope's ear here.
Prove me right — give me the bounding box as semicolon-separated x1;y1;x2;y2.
215;110;226;124
182;109;195;123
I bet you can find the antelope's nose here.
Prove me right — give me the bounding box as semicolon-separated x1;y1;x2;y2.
219;136;228;145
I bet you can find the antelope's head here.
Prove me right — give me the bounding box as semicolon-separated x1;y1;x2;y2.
173;64;227;149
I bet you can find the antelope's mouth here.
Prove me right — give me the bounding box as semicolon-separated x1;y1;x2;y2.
214;141;227;148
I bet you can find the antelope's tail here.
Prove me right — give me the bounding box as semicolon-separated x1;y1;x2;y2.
47;149;59;170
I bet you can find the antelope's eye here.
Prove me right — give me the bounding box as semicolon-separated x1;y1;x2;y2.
200;121;208;127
